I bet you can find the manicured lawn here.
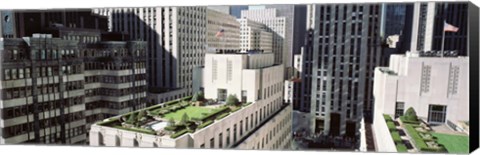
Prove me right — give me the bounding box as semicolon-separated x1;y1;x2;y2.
163;106;213;121
432;133;469;154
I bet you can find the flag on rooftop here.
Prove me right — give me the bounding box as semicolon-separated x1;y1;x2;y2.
215;29;225;38
444;22;459;32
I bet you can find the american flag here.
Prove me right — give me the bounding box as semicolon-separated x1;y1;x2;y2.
444;22;459;32
215;29;225;38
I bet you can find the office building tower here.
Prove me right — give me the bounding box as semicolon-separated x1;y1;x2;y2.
0;26;147;144
89;50;292;150
93;7;207;104
301;4;383;140
409;2;468;56
241;8;287;69
238;19;273;53
206;9;240;51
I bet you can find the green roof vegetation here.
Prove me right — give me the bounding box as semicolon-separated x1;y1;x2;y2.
163;106;213;121
396;144;408;152
431;133;469;154
96;94;251;139
404;124;447;153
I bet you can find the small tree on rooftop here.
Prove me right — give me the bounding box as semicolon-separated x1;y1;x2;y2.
179;113;190;126
126;113;137;125
168;118;176;127
192;93;199;102
226;94;240;106
404;107;418;122
197;91;204;101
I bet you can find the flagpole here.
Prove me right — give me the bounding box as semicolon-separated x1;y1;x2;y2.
441;20;445;57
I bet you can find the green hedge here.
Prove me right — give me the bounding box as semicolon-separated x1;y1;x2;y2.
170;129;189;139
113;125;156;135
242;102;253;107
230;106;242;113
216;113;230;120
396;144;408;152
400;116;420;125
198;120;214;129
387;122;397;131
405;124;428;148
391;131;402;142
199;107;230;122
384;114;393;122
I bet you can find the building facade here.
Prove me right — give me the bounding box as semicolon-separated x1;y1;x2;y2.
206;9;240;51
93;7;208;103
373;51;469;125
238;19;273;53
241;9;287;68
301;4;383;139
408;2;468;56
0;28;147;144
89;51;292;150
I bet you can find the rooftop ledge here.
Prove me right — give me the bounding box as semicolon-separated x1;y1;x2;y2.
378;67;397;75
96;95;253;139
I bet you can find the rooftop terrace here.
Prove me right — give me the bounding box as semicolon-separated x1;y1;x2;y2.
96;93;252;139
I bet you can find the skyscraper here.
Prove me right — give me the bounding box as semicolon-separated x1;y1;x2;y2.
0;10;147;144
94;7;207;103
302;4;383;140
408;2;468;56
241;8;287;74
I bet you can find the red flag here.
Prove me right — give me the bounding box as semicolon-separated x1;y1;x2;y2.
444;22;459;32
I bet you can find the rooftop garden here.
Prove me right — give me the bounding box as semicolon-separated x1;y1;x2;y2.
400;107;447;153
96;91;252;139
431;133;469;154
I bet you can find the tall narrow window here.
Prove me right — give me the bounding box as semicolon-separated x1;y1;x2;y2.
227;59;232;81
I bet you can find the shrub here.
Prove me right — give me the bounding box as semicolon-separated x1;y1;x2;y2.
387;122;397;131
396;144;408;152
126;113;137;125
391;131;402;142
400;116;419;125
179;113;190;125
405;124;428;149
170;129;189;139
197;91;204;101
384;114;393;122
191;93;199;102
216;113;230;120
226;94;240;106
168;118;176;127
404;107;418;122
199;106;230;122
198;120;214;129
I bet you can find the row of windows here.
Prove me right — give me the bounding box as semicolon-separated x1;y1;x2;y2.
252;112;292;150
85;99;146;111
2;48;79;62
85;74;146;84
84;62;146;71
3;64;83;81
2;80;84;100
1;96;84;120
2;111;84;138
85;86;146;97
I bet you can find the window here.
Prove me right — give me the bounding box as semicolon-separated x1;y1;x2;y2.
217;89;227;101
219;133;223;148
200;143;205;148
233;124;237;142
210;138;215;148
394;102;405;118
428;105;447;124
241;90;247;103
226;128;230;146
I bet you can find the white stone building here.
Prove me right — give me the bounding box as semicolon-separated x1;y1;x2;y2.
373;51;469;124
89;51;292;149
